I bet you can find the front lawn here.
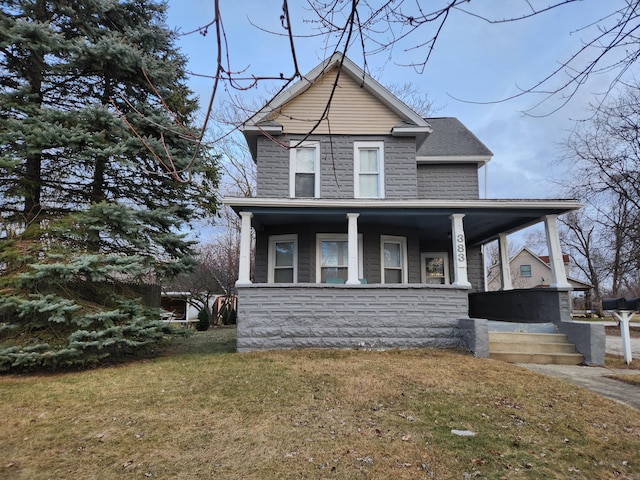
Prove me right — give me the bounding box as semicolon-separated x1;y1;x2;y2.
2;327;639;479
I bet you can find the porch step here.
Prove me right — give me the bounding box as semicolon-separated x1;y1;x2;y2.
487;321;558;334
488;331;584;365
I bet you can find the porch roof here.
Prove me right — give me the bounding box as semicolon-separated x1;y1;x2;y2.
224;197;581;246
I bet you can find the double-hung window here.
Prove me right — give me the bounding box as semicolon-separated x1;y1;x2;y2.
421;252;450;285
268;235;297;283
381;235;408;283
316;234;363;283
520;264;532;278
354;141;384;198
290;141;320;198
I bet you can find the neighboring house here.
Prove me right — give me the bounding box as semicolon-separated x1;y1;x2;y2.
487;247;591;291
487;247;592;312
223;53;584;353
160;292;217;324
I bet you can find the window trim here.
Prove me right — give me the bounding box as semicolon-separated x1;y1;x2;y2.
268;234;298;283
381;235;408;284
289;141;320;198
420;252;450;285
315;233;363;283
354;141;385;199
520;264;532;278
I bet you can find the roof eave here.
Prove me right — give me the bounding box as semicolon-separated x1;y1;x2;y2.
391;125;433;149
223;197;582;211
240;124;284;162
417;155;492;167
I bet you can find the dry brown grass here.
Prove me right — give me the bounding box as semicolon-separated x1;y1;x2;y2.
606;374;640;387
606;353;640;370
2;328;640;479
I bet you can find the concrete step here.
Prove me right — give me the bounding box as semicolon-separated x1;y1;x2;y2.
488;331;583;365
489;332;569;344
488;321;558;334
489;341;576;354
490;352;584;365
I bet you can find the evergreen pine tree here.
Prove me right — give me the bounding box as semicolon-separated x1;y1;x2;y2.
0;0;218;371
195;307;210;332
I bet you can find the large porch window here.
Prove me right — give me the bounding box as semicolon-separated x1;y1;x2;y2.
381;235;408;283
421;252;450;285
316;234;363;283
268;235;297;283
290;141;320;198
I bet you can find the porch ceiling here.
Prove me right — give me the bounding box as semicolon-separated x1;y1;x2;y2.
224;198;581;246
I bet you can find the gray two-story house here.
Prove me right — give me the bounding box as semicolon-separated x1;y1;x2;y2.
224;54;603;364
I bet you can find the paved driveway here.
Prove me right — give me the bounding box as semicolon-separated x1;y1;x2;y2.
606;335;640;357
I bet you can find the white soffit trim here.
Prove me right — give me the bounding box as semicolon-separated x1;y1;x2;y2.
417;155;492;166
240;124;283;135
222;197;582;211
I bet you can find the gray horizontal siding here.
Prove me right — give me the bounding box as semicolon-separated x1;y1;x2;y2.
254;224;422;284
417;163;479;199
256;135;417;199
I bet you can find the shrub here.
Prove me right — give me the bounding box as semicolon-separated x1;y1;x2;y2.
195;308;210;331
220;303;237;325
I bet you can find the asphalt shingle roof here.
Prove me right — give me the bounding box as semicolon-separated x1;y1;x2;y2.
417;117;493;157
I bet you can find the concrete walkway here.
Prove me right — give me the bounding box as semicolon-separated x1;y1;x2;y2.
519;333;640;410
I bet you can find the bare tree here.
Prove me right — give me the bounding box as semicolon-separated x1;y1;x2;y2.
132;1;640;176
558;210;609;315
384;82;437;117
561;80;640;301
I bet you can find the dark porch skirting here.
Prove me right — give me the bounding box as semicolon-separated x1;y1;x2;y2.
236;284;472;352
469;288;573;324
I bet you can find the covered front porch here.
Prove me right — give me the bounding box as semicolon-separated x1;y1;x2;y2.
230;198;580;290
225;197;588;354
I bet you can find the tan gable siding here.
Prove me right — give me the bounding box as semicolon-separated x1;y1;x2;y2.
269;67;403;134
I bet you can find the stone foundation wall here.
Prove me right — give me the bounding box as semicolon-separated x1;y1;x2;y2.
236;284;470;352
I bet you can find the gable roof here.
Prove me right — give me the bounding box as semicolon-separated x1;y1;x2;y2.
512;247;565;267
241;53;433;159
416;117;493;166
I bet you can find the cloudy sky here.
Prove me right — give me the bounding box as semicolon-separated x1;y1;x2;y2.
164;0;630;200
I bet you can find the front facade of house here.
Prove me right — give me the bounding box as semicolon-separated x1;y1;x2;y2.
225;54;583;353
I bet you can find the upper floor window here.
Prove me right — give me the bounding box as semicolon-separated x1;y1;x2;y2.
354;141;384;198
381;235;408;283
520;264;532;278
290;141;320;198
268;235;297;283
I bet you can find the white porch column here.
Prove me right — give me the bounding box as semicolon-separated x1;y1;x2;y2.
498;233;513;290
346;213;360;285
544;214;571;289
450;214;471;288
236;211;253;286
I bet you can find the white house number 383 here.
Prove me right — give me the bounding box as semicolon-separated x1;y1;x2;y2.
456;234;466;263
